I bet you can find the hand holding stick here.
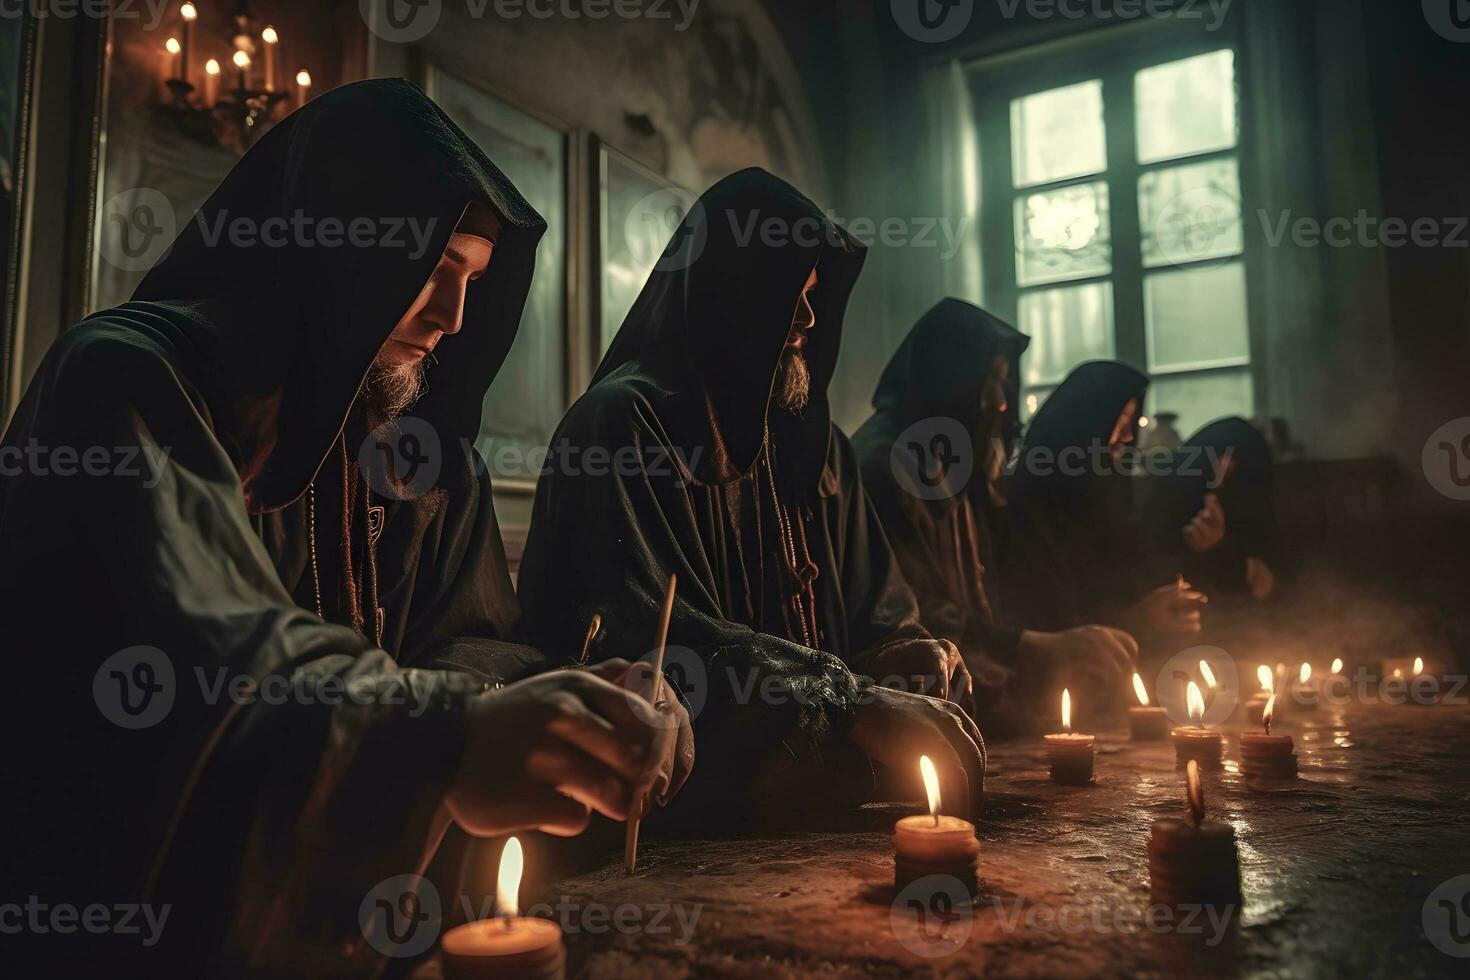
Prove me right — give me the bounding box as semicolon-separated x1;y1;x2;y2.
624;574;676;874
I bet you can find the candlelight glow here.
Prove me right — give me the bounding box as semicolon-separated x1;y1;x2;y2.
919;755;941;819
1132;673;1149;707
1186;681;1205;726
1413;657;1424;676
261;25;279;45
1263;693;1277;731
296;69;313;87
496;837;523;919
165;37;181;55
1393;668;1403;679
1199;660;1217;690
1331;657;1343;674
1186;759;1204;825
1257;665;1274;692
205;58;220;76
232;50;251;69
1061;688;1072;731
1299;663;1312;684
180;3;197;21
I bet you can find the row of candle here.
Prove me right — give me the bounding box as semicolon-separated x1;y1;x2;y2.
160;4;314;110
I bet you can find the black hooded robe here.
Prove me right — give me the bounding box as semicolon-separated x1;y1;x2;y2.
851;299;1031;716
998;360;1152;632
0;79;545;975
515;169;939;828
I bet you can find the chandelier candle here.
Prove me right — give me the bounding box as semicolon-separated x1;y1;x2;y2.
1148;761;1243;910
1129;673;1170;741
892;755;980;897
441;838;565;980
1239;694;1297;779
1172;681;1223;770
1044;689;1096;785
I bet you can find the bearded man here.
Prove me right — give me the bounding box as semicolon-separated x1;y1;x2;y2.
516;170;985;828
0;80;690;975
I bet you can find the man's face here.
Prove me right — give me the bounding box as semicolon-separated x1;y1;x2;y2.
774;266;818;414
1109;396;1140;458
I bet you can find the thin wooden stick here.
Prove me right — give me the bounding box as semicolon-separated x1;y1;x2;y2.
578;612;602;665
625;573;676;874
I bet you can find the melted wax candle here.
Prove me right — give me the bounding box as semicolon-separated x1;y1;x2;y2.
893;755;980;897
1044;689;1096;785
1171;681;1223;770
441;838;565;980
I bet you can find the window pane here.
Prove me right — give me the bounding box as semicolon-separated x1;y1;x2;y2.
1010;81;1107;187
1019;281;1116;387
1136;50;1238;164
1139;157;1243;268
1147;369;1255;439
1015;182;1112;286
1145;262;1250;372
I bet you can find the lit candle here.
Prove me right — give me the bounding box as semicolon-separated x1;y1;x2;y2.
1239;693;1297;779
295;69;313;109
1171;681;1223;770
260;25;279;92
892;755;980;896
440;838;565;980
1128;673;1170;741
1244;664;1273;725
1291;662;1319;711
165;37;182;82
1331;657;1344;675
232;49;251;93
1044;688;1096;785
179;4;197;84
203;58;220;107
1147;760;1242;910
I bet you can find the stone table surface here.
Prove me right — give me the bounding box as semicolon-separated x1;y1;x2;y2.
427;699;1470;979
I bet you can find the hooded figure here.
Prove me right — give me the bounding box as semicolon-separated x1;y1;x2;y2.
0;79;550;972
1139;417;1278;599
516;169;985;828
852;299;1031;708
999;360;1152;631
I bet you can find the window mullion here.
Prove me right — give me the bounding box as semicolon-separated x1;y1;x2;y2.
1102;69;1146;374
973;91;1019;325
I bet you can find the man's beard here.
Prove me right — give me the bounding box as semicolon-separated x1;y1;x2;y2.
363;354;427;429
774;347;811;414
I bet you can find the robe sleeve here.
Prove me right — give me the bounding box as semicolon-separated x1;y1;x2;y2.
516;387;873;826
0;331;479;971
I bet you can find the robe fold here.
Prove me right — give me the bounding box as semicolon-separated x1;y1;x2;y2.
852;299;1031;712
0;79;546;975
516;169;934;828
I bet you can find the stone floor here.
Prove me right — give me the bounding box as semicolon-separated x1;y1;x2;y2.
421;695;1470;979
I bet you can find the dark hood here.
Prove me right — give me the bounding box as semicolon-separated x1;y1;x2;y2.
129;78;546;512
1012;360;1149;504
1157;416;1275;555
592;167;867;493
872;298;1031;438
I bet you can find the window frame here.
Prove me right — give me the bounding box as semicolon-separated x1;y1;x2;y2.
966;20;1260;421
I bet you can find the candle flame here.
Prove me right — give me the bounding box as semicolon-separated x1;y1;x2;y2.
1393;668;1403;679
205;58;220;75
1186;681;1205;726
496;837;523;919
1061;688;1071;732
261;25;279;45
1199;660;1217;690
232;49;251;69
1331;657;1343;674
1299;663;1311;685
180;2;197;21
1257;665;1274;693
165;37;181;54
1263;693;1277;732
919;755;941;820
1131;673;1149;707
1413;657;1424;676
1186;759;1204;825
296;69;313;87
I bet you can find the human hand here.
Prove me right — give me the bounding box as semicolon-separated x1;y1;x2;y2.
1182;493;1226;553
869;638;973;709
1022;625;1138;689
849;685;986;819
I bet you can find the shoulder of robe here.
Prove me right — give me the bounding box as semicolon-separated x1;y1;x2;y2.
44;319;193;401
561;374;670;444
